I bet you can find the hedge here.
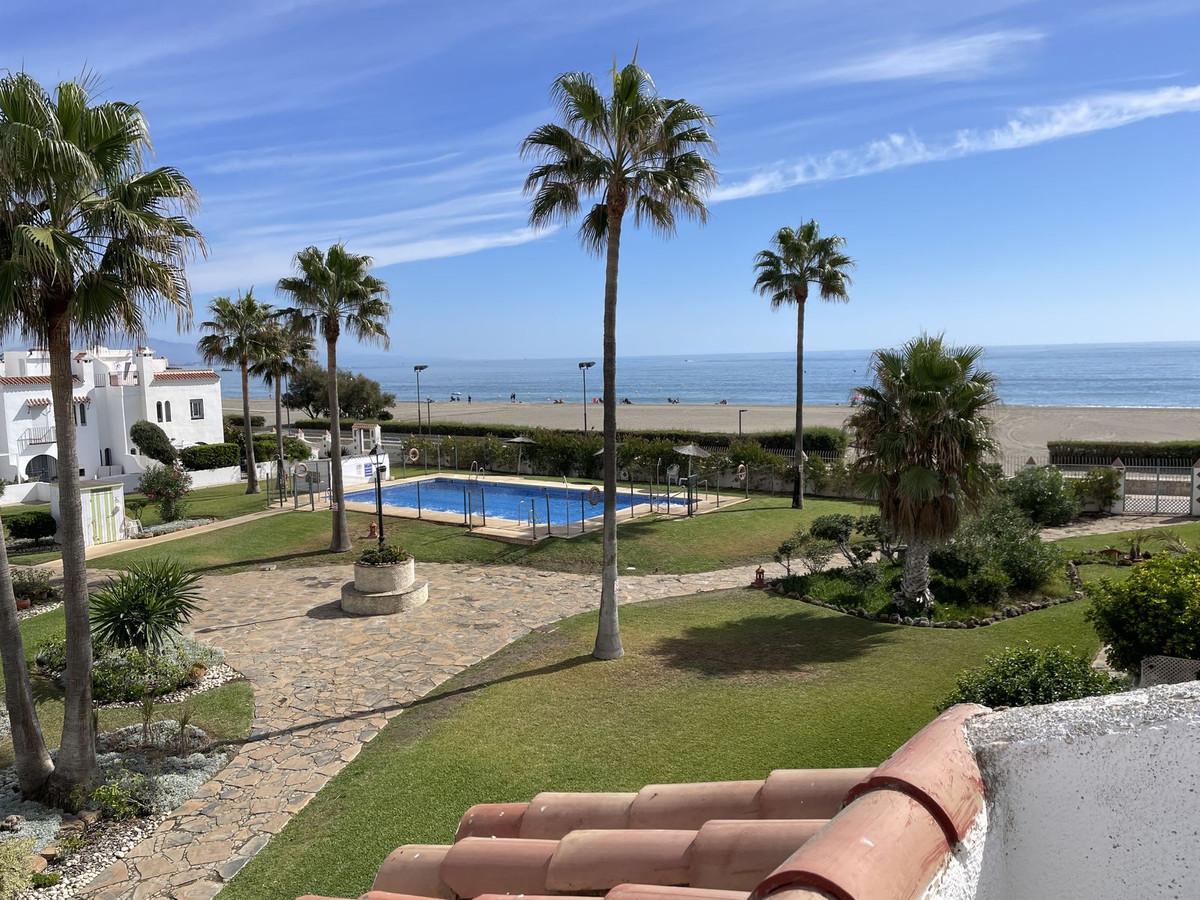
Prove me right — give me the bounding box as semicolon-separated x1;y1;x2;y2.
180;442;241;470
130;420;178;464
293;419;848;454
5;510;57;542
1048;440;1200;464
226;415;265;427
253;434;312;463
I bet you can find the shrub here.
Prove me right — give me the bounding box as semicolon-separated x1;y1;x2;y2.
5;509;57;543
359;544;410;566
1048;440;1200;465
1004;466;1081;526
942;643;1121;709
90;778;148;819
0;838;33;898
11;567;58;606
1073;467;1121;511
179;442;240;470
252;434;312;463
130;419;178;464
37;637;219;703
138;462;192;522
856;513;899;563
225;415;265;427
1087;553;1200;674
809;514;873;568
90;559;202;652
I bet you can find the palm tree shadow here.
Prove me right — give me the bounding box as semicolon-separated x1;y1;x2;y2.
650;607;895;676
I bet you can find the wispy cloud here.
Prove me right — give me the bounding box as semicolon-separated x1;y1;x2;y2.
713;83;1200;201
819;29;1043;84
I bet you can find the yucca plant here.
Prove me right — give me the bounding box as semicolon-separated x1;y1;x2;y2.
90;560;202;653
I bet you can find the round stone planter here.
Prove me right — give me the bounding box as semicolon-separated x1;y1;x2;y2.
340;557;427;616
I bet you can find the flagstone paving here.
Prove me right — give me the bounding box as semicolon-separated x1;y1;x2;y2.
79;561;763;900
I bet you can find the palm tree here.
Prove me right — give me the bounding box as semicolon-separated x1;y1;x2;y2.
251;317;314;491
522;59;716;661
277;244;390;552
753;221;854;509
848;334;999;613
198;291;273;494
0;73;203;800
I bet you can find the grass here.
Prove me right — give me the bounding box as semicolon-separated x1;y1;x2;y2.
220;587;1099;900
1051;519;1200;556
93;495;869;576
0;607;254;768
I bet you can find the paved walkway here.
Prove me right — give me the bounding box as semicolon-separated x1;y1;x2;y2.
1040;513;1190;543
81;561;761;900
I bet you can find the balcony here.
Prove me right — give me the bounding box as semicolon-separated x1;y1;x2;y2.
17;426;55;452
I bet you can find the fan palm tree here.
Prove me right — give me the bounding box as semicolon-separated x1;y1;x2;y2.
521;58;716;661
198;291;273;494
753;221;854;509
848;334;999;613
0;73;203;800
251;317;314;490
277;243;390;552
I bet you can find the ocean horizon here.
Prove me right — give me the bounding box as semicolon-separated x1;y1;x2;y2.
209;341;1200;409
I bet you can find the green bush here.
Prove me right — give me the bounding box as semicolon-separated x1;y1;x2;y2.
1087;553;1200;674
4;509;56;542
90;778;149;819
1073;467;1121;511
11;567;58;605
252;434;312;463
359;544;411;566
179;442;241;470
130;419;178;464
138;462;193;522
1004;466;1081;526
225;415;265;427
942;643;1121;709
36;636;219;703
0;838;33;898
90;559;202;652
1048;440;1200;464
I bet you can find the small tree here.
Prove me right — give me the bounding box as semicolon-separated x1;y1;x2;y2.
809;514;873;568
1004;465;1081;526
1074;467;1121;512
138;462;193;522
129;421;178;465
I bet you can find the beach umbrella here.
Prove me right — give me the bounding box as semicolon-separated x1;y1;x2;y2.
674;443;711;479
505;435;537;476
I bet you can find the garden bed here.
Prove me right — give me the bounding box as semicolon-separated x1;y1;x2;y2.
134;517;215;539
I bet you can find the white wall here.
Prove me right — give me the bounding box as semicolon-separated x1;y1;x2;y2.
955;684;1200;900
188;466;243;489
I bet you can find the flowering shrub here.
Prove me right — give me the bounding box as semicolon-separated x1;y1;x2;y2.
138;461;193;521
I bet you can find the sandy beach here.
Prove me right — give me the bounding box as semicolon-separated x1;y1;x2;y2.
226;399;1198;456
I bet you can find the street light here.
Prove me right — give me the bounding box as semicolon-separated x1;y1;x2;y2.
413;364;428;435
738;408;748;436
579;361;595;433
369;444;385;548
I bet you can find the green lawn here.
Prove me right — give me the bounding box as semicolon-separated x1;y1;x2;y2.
220;588;1099;900
0;607;254;767
1051;519;1200;556
93;495;869;576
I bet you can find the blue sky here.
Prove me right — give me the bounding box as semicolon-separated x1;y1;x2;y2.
6;0;1200;360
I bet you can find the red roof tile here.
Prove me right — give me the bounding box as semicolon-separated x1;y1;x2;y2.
372;845;453;899
151;369;220;384
440;838;557;897
0;375;83;386
547;829;695;892
690;820;827;890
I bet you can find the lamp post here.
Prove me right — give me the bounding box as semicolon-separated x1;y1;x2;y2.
738;408;748;436
370;444;385;547
579;361;595;433
414;364;428;435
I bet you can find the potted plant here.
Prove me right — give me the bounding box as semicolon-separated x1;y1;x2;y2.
353;544;415;595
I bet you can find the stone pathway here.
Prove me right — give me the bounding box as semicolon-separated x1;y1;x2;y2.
80;561;762;899
1040;513;1190;543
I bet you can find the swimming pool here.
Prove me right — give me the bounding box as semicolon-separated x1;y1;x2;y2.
345;477;692;526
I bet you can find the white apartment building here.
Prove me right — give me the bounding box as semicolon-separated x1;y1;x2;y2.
0;346;224;483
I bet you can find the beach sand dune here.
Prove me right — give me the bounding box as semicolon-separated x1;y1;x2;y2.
228;399;1198;456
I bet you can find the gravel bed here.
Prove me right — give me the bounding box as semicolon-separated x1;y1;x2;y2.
16;601;63;623
20;813;167;899
100;663;241;709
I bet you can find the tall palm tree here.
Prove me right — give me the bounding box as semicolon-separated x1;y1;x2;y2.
277;243;390;552
198;291;273;495
0;73;202;800
753;221;854;509
848;334;999;613
251;317;314;491
522;59;716;661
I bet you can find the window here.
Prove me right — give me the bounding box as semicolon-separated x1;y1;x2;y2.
103;448;112;467
165;401;172;422
78;403;86;426
190;398;204;420
156;401;163;422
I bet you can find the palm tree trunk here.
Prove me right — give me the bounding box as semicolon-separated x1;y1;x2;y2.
900;536;934;613
793;297;806;509
594;210;624;661
242;360;258;494
0;511;53;797
44;302;97;802
326;335;351;552
274;378;285;494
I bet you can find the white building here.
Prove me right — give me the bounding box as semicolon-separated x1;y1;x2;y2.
0;346;224;484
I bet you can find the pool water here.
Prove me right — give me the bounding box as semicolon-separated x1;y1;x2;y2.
345;477;692;526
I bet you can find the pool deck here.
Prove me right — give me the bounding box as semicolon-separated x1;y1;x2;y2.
342;472;746;543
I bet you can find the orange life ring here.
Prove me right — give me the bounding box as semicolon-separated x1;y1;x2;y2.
408;447;420;463
588;486;601;506
736;463;747;482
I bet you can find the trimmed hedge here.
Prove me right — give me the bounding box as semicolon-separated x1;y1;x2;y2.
130;419;178;464
226;415;265;427
1048;440;1200;464
253;434;312;463
5;509;57;542
180;442;241;470
293;419;848;454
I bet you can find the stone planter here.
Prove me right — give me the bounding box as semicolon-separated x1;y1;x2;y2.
341;556;427;616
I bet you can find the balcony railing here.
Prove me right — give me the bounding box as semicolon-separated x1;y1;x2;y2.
17;426;55;452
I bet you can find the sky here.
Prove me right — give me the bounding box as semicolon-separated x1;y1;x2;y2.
5;0;1200;361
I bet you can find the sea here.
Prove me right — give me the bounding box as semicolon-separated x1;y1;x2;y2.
214;341;1200;409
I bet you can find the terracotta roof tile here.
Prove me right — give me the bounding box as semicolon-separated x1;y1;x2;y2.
439;837;556;897
547;829;695;892
519;791;638;838
759;770;873;820
752;791;949;900
372;845;453;899
844;704;987;843
151;369;220;384
689;820;827;890
454;802;528;839
0;375;83;386
630;780;763;830
607;885;750;900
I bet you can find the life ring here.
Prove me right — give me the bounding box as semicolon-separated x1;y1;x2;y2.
408;447;420;462
736;463;747;482
294;462;309;477
588;485;602;506
619;469;630;481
